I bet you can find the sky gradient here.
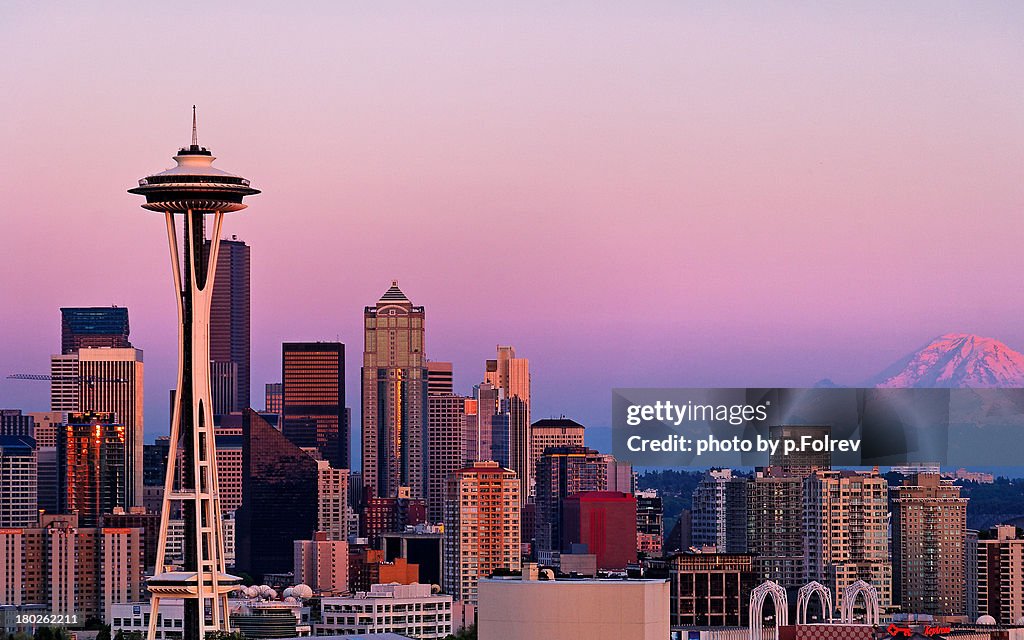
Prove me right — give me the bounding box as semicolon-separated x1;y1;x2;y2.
2;3;1023;447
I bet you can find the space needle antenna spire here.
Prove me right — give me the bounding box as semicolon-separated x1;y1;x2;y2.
130;110;259;640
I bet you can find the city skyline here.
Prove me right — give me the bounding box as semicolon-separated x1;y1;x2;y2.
3;3;1024;449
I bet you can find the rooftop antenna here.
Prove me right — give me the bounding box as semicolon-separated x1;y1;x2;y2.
191;105;198;147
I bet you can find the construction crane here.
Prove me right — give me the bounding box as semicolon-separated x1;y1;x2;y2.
7;373;129;387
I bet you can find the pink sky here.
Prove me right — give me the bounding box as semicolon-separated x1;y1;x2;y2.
1;3;1023;440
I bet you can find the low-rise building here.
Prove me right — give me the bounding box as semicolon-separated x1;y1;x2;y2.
318;583;452;639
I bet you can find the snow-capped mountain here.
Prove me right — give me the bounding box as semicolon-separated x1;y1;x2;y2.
870;333;1024;388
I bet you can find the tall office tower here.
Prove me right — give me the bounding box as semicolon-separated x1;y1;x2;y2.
427;361;454;396
206;236;250;414
892;473;968;616
0;409;34;437
977;525;1024;624
317;460;350;541
562;491;638;570
236;410;318;580
129;114;258;640
57;412;127;527
768;425;832;475
600;453;636;493
534;446;608;556
747;468;804;587
803;469;891;610
143;437;171;488
61;306;131;354
37;446;59;514
50;348;145;507
0;514;145;622
484;346;530;503
426;393;468;524
215;431;244;512
282;342;347;468
665;510;693;554
636;489;664;556
668;550;757;627
294;532;349;593
465;383;508;465
361;282;428;500
27;411;63;448
443;461;520;605
530;418;585;471
691;469;748;553
0;435;37;527
265;382;283;414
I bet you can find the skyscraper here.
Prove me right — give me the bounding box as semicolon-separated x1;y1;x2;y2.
977;525;1024;625
57;411;126;527
0;435;37;527
892;472;968;616
530;417;585;472
207;236;250;415
235;410;318;580
282;342;347;468
362;282;428;500
803;468;891;611
49;347;145;507
485;346;530;503
747;468;804;587
443;461;520;605
426;393;468;524
533;445;607;556
465;382;508;466
61;306;131;354
129;113;258;640
691;469;747;553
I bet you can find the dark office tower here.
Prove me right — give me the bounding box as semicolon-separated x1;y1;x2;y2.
265;382;283;414
282;342;347;468
768;425;832;476
0;409;34;437
362;282;428;500
427;362;454;396
236;410;318;580
57;411;126;527
37;445;58;515
143;437;171;487
206;237;250;414
0;435;37;527
60;306;131;354
426;394;468;523
534;446;608;557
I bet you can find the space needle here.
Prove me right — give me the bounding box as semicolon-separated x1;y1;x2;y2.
129;109;259;640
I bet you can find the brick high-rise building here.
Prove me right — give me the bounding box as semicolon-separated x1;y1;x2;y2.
977;524;1024;624
215;431;244;512
562;491;637;570
892;472;968;617
206;236;250;415
282;342;347;468
361;282;427;500
361;495;427;542
58;412;127;527
444;461;520;605
803;468;891;611
0;513;144;623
